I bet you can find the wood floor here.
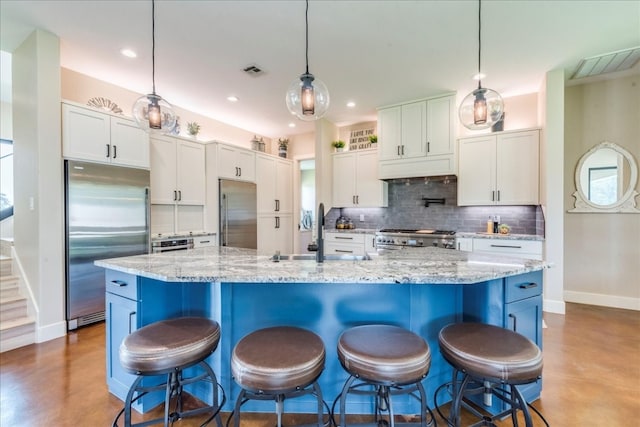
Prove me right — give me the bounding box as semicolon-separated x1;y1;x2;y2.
1;303;638;426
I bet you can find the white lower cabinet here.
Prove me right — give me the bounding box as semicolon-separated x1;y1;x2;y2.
257;214;292;255
324;232;376;256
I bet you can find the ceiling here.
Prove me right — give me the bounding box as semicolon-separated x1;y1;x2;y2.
1;0;639;138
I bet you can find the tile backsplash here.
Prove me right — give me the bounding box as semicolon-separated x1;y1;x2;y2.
326;176;544;235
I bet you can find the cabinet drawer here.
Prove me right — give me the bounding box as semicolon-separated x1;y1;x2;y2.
505;271;542;303
325;232;365;244
473;238;542;259
105;270;139;300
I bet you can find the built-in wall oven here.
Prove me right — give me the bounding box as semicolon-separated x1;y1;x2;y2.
375;229;456;253
151;237;194;253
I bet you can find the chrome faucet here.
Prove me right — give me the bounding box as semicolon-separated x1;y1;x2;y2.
316;202;324;263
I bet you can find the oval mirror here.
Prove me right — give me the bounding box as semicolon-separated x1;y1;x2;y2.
570;141;640;213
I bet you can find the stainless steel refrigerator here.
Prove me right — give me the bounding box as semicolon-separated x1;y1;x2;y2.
219;179;257;249
65;160;150;329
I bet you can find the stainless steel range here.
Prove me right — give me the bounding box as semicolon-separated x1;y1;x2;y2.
376;229;456;250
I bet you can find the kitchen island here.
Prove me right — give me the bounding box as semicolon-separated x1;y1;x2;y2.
96;247;546;415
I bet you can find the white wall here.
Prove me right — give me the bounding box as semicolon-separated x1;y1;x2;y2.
13;30;66;341
564;74;640;310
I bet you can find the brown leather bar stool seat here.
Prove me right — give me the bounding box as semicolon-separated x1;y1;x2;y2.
231;326;326;427
336;325;434;427
114;317;223;427
437;322;543;427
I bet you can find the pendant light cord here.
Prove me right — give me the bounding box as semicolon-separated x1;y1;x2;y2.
305;0;310;74
477;0;482;90
151;0;156;95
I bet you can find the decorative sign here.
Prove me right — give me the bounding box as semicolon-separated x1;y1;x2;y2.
349;128;376;151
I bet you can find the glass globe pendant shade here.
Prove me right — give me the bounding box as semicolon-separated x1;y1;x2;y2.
132;93;177;134
286;72;330;121
459;86;504;131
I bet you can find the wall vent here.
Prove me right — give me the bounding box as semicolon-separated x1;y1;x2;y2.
571;47;640;80
243;64;265;77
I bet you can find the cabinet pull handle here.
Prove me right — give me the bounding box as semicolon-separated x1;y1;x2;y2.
128;311;136;334
178;190;182;201
106;144;110;158
335;236;353;240
490;244;522;249
110;280;127;287
335;249;353;253
508;313;517;331
113;145;117;159
518;282;538;289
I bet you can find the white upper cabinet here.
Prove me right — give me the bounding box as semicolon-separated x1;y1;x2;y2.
217;143;256;182
256;154;293;214
62;102;149;168
377;94;456;179
150;135;205;205
333;149;388;208
457;129;540;206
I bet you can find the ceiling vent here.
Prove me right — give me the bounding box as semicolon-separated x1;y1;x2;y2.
571;46;640;80
243;64;265;77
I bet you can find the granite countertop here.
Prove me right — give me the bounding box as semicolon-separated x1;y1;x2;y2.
95;246;547;285
456;232;544;241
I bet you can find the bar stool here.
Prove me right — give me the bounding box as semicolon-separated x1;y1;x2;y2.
437;322;543;427
336;324;434;427
113;317;223;427
231;326;326;427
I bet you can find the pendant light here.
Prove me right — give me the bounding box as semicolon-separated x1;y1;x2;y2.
458;0;503;130
285;0;330;121
132;0;177;133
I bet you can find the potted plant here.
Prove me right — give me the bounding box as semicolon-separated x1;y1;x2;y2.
332;140;345;152
187;121;201;137
278;138;289;158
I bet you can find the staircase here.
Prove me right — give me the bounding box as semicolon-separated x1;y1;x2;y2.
1;239;36;352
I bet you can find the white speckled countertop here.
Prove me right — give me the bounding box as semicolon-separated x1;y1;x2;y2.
456;232;544;241
95;246;547;285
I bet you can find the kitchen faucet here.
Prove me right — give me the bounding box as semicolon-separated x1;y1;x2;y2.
316;202;324;263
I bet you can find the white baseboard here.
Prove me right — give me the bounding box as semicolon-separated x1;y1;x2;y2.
543;298;565;314
564;291;640;311
37;320;67;343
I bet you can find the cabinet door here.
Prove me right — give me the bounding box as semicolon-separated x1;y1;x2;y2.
457;136;496;205
355;151;387;207
275;160;293;213
401;101;427;158
256;155;277;212
105;292;138;399
496;130;539;205
333;153;357;207
176;140;205;205
110;117;150;168
426;96;454;156
62;103;111;163
378;106;402;161
149;136;178;204
236;149;256;182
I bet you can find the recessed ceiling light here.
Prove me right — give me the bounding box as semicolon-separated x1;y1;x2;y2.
288;123;296;128
120;48;137;58
347;101;356;108
227;96;239;102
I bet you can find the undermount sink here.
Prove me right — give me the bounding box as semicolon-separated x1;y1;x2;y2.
271;253;371;262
